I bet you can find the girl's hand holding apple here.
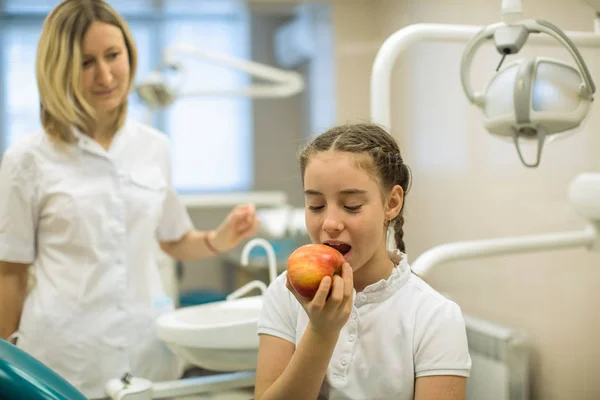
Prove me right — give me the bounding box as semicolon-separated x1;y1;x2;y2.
286;244;354;337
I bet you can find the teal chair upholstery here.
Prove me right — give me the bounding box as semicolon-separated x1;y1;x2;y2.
0;338;87;400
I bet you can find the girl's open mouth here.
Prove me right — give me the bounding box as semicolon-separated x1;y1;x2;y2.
323;242;352;258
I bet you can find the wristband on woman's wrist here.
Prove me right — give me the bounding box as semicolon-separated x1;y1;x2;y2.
203;231;220;255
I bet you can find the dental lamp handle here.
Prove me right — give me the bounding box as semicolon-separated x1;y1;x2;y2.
459;23;504;106
535;19;596;95
461;19;596;106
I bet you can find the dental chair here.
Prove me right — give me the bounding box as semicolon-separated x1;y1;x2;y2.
0;338;86;400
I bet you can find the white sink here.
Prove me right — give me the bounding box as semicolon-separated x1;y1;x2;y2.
156;296;263;371
156;238;280;372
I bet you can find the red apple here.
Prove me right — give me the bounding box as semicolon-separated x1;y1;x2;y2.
287;244;345;299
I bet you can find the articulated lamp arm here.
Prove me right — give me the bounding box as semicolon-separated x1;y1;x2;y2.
136;43;305;108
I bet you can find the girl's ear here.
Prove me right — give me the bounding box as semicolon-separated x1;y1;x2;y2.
385;184;404;221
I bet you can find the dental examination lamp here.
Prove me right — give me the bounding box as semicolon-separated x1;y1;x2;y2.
370;0;600;277
460;14;596;168
136;43;305;109
371;0;600;169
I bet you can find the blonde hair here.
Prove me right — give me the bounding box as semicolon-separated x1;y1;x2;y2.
36;0;138;144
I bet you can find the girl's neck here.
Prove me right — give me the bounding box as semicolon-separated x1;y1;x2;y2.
353;248;396;293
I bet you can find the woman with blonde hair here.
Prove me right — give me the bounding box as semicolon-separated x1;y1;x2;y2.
0;0;259;398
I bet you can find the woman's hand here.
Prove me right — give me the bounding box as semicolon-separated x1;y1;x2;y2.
212;204;260;252
286;262;354;337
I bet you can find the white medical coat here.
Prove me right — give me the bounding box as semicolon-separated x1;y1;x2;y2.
0;120;193;399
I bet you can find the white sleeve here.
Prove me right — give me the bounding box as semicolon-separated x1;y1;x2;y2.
0;150;37;263
156;186;194;241
156;140;193;242
257;272;298;344
414;301;472;378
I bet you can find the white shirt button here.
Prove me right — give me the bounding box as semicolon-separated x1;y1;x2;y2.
348;334;355;342
351;312;357;320
341;357;348;366
358;293;367;302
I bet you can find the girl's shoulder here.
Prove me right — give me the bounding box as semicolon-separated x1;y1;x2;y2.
401;271;464;318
